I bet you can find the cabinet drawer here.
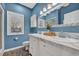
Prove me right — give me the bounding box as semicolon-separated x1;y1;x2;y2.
62;46;79;56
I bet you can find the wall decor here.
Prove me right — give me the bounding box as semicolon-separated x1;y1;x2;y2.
7;11;24;35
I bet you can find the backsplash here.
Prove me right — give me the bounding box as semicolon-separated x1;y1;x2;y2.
59;32;79;39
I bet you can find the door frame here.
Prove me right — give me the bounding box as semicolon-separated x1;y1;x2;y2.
0;4;4;51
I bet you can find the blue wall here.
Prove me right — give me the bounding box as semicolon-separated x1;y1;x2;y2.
51;26;79;33
32;3;47;16
2;3;32;49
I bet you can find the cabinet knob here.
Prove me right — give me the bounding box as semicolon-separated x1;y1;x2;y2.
43;45;46;47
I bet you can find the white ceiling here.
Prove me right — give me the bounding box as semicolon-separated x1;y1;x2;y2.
20;3;36;9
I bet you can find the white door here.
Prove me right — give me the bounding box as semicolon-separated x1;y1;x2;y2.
45;42;63;56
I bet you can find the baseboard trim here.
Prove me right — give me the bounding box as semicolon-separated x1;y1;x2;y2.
4;41;29;53
4;45;24;52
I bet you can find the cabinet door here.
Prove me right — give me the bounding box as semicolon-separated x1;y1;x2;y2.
39;39;63;56
29;36;40;56
46;41;79;56
45;42;64;56
39;39;51;56
62;46;79;56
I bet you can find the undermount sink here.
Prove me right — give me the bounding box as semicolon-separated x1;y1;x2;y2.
43;32;56;36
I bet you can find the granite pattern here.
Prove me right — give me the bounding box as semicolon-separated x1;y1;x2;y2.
29;34;79;50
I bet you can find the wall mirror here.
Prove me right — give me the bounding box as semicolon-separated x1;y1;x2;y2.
64;9;79;26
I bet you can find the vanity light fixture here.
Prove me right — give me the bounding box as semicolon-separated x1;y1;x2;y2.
40;3;58;16
40;7;47;15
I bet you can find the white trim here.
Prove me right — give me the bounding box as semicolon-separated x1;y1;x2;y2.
0;4;4;51
7;11;24;35
4;45;24;52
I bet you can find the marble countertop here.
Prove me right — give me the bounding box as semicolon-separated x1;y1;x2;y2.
29;34;79;50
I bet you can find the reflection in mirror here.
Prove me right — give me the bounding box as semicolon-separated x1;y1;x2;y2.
45;17;58;28
38;17;58;28
38;17;46;28
64;10;79;26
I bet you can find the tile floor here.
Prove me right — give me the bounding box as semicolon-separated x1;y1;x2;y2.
3;47;30;56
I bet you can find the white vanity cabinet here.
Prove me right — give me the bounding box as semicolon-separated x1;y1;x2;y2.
29;36;64;56
29;36;40;56
29;34;79;56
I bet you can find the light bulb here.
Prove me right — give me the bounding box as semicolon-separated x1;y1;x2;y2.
40;11;43;15
43;7;47;12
